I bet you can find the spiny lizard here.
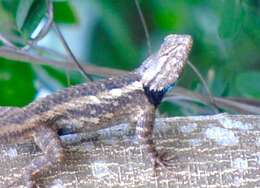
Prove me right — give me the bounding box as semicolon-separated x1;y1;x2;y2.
0;34;193;187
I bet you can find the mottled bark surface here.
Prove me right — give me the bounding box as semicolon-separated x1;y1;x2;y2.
0;114;259;188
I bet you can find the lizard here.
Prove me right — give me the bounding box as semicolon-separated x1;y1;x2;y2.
0;34;193;187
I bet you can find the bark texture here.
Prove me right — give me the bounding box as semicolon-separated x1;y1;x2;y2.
0;114;259;188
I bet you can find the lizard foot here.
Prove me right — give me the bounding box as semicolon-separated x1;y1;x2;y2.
152;152;176;172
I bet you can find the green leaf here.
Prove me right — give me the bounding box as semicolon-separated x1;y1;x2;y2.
53;1;78;24
236;71;260;98
218;0;244;39
0;0;18;18
89;0;138;69
210;68;230;97
0;0;21;40
20;0;47;40
0;58;36;107
16;0;34;30
0;0;47;45
159;101;183;116
42;65;83;87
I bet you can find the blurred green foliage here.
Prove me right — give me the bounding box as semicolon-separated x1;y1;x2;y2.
0;0;259;115
0;58;36;106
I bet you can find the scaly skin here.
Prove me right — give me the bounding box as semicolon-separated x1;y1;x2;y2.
0;34;193;187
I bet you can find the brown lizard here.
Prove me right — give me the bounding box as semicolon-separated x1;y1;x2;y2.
0;34;193;187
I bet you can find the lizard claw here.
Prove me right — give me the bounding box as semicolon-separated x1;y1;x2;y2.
153;152;175;172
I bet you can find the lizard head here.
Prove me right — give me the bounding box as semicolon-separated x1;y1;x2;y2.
136;34;193;106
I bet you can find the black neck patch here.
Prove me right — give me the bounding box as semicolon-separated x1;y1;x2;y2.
143;86;166;107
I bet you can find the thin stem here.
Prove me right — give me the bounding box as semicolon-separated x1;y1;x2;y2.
52;23;93;82
187;61;219;113
0;46;127;77
134;0;152;55
0;34;17;49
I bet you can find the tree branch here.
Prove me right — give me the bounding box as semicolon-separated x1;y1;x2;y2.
0;46;127;77
0;114;259;187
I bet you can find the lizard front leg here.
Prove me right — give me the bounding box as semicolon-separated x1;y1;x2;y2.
136;106;173;169
9;126;65;188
